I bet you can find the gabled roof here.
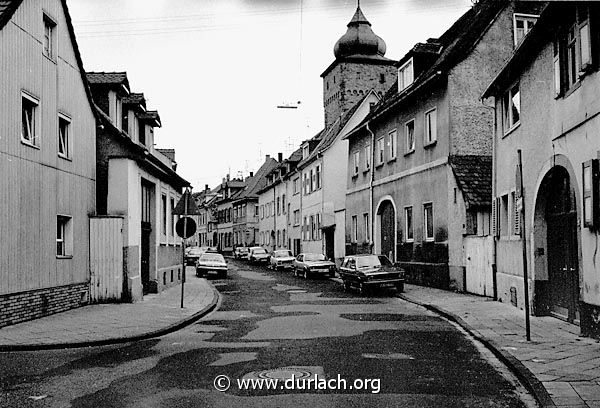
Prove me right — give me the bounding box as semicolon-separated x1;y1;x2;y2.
449;155;492;209
234;157;280;201
87;72;130;87
138;110;161;127
123;92;146;107
346;0;506;138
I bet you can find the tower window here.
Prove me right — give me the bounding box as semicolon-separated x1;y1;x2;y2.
380;73;385;83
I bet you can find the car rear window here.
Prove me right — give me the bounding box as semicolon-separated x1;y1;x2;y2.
356;255;381;268
274;250;292;257
253;249;267;254
304;253;326;261
200;254;224;262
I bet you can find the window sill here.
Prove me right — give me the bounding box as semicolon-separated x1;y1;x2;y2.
562;81;582;99
21;139;40;149
352;173;359;179
58;153;72;161
404;149;415;157
424;238;434;243
375;163;384;169
405;239;414;243
502;122;520;139
388;157;397;163
363;168;370;174
424;140;437;149
43;53;57;64
56;255;73;259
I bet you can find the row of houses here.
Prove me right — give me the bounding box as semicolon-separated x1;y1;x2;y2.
199;1;600;339
0;0;188;327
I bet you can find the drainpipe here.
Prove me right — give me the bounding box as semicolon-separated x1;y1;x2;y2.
366;122;375;255
273;183;276;251
319;152;325;257
481;97;498;300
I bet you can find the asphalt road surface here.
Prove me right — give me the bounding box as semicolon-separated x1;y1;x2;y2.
0;259;536;408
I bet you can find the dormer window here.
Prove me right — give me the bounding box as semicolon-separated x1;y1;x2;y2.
398;58;414;92
43;14;56;60
302;144;309;160
513;14;538;46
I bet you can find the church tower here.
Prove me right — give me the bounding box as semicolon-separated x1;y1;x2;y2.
321;4;397;129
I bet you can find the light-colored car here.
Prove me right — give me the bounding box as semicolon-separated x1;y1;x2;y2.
234;246;249;259
269;249;295;270
338;254;404;295
196;253;228;278
292;253;336;279
248;246;269;264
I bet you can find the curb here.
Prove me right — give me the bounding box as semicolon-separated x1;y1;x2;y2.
0;281;221;352
398;294;555;408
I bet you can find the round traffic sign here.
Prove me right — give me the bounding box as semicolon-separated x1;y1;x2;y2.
176;217;197;239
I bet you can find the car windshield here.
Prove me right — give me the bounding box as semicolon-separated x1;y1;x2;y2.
274;250;292;257
189;248;204;255
377;255;393;266
253;248;267;254
238;247;248;252
356;255;382;268
304;253;326;262
200;254;224;262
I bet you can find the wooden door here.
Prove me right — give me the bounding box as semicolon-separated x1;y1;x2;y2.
325;228;334;260
141;222;151;295
380;201;395;261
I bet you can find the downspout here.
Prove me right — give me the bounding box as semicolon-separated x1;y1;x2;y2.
366;122;375;254
273;183;276;251
319;152;325;256
481;97;498;300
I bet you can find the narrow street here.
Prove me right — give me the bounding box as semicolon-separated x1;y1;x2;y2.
0;260;535;408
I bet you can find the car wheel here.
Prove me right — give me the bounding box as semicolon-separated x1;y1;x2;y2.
359;282;368;296
303;269;309;279
343;280;351;292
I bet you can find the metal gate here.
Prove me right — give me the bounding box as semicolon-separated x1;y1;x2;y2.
89;217;123;302
464;236;494;297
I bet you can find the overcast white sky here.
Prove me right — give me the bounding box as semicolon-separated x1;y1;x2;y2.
68;0;472;190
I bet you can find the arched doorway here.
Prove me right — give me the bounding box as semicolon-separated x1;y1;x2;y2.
536;166;579;322
377;200;396;262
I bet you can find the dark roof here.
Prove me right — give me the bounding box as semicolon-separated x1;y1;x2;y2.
482;2;554;98
346;0;506;137
123;92;146;107
234;158;280;201
87;72;130;91
0;0;21;30
449;155;492;209
138;110;161;127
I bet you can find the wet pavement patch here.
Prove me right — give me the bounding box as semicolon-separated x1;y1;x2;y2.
340;313;436;322
362;353;415;360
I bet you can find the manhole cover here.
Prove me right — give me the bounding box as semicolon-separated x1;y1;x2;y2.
242;366;324;380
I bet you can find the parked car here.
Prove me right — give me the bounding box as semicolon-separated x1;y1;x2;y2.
293;253;336;279
248;246;270;264
196;252;228;278
338;254;405;295
234;246;249;259
269;249;295;270
185;246;204;266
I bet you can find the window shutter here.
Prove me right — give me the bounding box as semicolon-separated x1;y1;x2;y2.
553;40;562;97
492;198;499;237
514;198;521;236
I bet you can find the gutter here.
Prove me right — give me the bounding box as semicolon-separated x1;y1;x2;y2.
367;123;375;252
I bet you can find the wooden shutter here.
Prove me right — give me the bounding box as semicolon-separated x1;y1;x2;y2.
513;196;521;236
492;198;499;237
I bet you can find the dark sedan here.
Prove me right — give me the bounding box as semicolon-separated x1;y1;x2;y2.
338;254;404;295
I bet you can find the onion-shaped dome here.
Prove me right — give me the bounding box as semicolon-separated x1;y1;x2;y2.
333;6;387;59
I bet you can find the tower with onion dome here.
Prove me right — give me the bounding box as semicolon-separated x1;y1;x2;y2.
321;3;397;129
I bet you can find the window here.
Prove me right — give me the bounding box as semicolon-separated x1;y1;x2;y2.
302;145;309;159
513;14;537;46
43;14;56;59
58;114;70;158
388;129;397;160
363;213;370;242
364;144;371;171
56;215;72;257
502;83;520;132
425;108;437;145
293;178;299;194
310;169;315;192
294;210;300;226
310;215;315;240
554;6;595;96
303;216;308;240
405;120;415;153
303;172;309;195
282;195;286;213
351;215;358;243
398;58;414;91
353;151;360;175
500;194;509;236
255;205;259;216
277;230;281;246
315;165;321;189
423;203;434;241
316;213;322;240
162;194;167;235
277;197;280;215
283;229;286;247
21;93;39;146
405;206;414;242
376;137;385;166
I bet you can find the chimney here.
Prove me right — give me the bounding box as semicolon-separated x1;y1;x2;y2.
250;172;254;177
278;152;283;162
227;174;230;181
205;184;209;191
222;177;226;184
265;154;270;161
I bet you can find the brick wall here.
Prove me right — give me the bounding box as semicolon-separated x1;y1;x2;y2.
0;283;89;328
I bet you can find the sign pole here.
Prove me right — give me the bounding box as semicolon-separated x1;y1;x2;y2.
181;188;189;309
517;150;531;341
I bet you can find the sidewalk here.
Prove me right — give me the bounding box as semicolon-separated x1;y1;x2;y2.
400;284;600;408
0;273;219;351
